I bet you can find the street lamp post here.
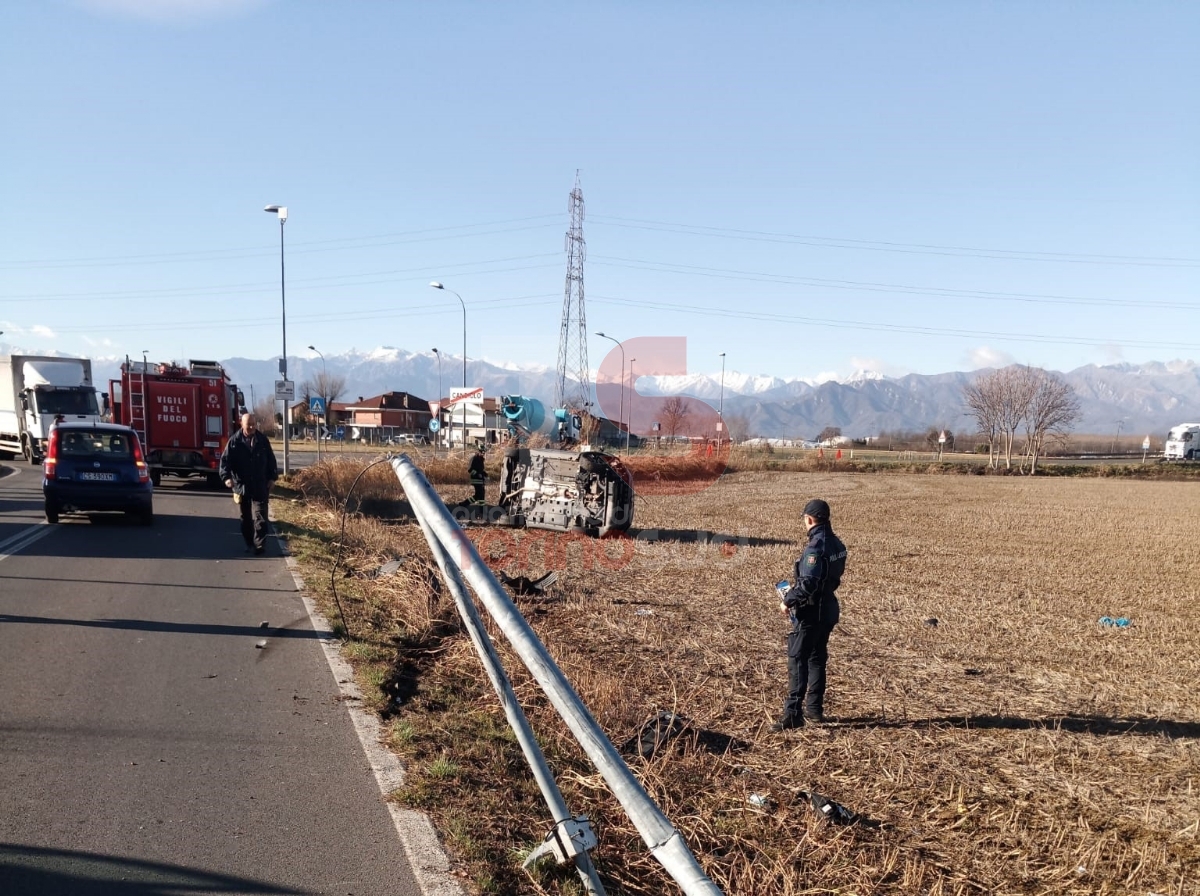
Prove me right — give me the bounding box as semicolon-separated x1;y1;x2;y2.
142;350;149;374
718;351;726;451
594;332;625;451
1112;419;1125;455
628;358;636;447
264;205;289;475
308;345;325;464
430;282;467;453
432;348;442;449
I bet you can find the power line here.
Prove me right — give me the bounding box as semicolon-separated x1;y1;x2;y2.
589;255;1200;311
41;294;562;335
0;215;561;270
0;254;562;303
588;293;1200;352
588;214;1200;268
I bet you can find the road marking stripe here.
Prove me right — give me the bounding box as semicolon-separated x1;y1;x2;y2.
278;534;465;896
0;525;53;562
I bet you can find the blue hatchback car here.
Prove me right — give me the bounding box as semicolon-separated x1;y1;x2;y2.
43;423;154;525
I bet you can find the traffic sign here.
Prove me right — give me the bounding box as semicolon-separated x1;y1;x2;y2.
1142;436;1151;451
446;387;484;406
429;418;441;433
938;431;946;444
309;396;326;415
274;380;295;401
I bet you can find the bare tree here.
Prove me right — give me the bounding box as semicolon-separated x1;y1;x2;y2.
817;426;842;443
252;397;280;437
966;366;1079;473
660;396;691;439
724;413;751;444
1021;370;1081;474
302;372;347;406
964;367;1034;469
997;367;1039;469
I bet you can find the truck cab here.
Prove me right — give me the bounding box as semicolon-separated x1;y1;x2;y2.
1164;423;1200;460
0;356;103;463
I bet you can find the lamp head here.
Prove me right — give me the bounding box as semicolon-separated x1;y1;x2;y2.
595;331;606;337
264;205;287;221
429;281;444;290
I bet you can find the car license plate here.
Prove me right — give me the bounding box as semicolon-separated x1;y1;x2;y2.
78;471;116;481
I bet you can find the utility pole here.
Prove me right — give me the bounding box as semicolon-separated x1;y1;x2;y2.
556;173;591;418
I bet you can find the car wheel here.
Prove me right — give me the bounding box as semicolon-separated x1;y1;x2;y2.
45;500;59;524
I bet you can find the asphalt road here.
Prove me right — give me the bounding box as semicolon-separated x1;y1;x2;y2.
0;465;428;896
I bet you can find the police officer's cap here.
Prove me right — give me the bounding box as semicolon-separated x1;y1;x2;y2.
802;498;830;521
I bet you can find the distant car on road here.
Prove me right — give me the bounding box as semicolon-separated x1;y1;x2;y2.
42;422;154;525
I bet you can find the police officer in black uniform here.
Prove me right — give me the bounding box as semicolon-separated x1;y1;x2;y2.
468;447;486;504
772;498;847;730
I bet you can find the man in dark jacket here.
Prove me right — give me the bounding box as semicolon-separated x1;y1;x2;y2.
468;447;486;504
772;498;847;730
219;413;279;554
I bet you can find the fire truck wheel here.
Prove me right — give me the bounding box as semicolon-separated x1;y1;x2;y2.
206;473;222;489
150;471;162;487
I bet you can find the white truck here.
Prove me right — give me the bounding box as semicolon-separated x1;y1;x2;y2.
0;355;103;464
1163;423;1200;461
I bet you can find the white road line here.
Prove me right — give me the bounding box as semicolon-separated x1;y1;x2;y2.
0;524;53;563
280;544;465;896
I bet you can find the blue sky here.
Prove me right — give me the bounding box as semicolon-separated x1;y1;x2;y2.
2;0;1197;384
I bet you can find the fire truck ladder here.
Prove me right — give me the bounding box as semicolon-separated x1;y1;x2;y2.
128;360;149;449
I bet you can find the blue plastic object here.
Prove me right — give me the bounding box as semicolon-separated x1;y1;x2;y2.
1098;616;1132;628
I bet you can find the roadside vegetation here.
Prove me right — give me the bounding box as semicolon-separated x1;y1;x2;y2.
274;450;1199;895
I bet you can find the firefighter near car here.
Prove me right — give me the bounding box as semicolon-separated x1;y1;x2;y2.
109;359;244;487
468;446;487;504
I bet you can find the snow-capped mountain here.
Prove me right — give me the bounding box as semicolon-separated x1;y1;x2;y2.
9;338;1199;439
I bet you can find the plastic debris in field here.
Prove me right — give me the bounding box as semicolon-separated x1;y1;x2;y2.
498;570;559;595
1098;616;1132;628
797;790;858;825
747;793;775;811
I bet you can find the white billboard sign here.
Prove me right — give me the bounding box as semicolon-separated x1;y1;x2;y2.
447;387;484;427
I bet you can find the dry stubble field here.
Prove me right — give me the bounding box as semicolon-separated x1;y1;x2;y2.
281;461;1200;896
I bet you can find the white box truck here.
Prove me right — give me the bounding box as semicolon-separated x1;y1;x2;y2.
1164;423;1200;461
0;355;103;463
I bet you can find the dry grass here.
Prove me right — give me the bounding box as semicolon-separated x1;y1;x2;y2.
276;459;1200;896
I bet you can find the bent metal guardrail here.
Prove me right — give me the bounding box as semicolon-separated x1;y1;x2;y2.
390;456;723;896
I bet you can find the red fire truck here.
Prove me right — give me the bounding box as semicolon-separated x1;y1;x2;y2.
109;359;244;487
